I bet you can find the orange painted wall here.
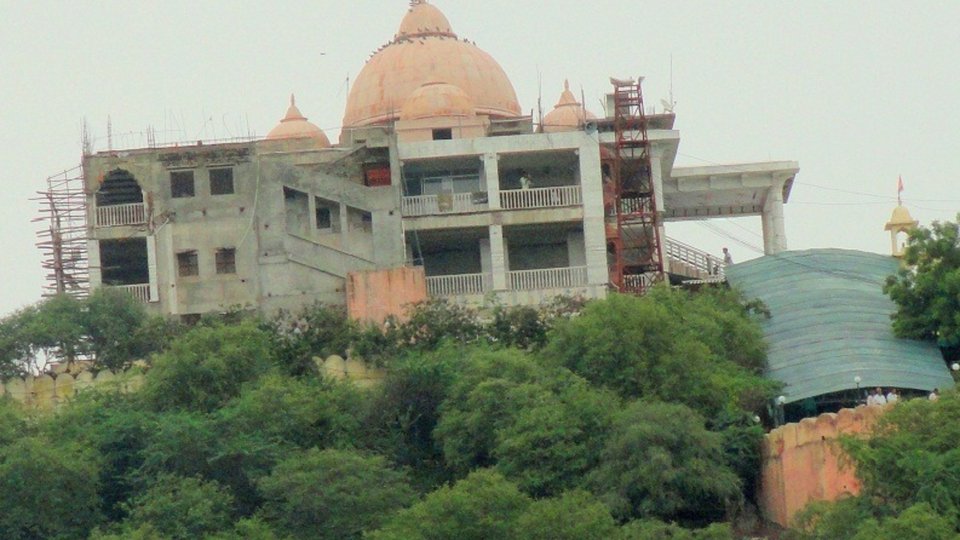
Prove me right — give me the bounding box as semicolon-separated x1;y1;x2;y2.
759;405;887;527
346;266;427;325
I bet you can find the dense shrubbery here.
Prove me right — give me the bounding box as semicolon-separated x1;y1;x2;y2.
0;286;778;538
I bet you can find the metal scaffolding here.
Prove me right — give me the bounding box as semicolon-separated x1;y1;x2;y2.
34;165;90;299
607;77;664;294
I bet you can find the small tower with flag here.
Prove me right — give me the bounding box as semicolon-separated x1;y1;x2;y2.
885;176;918;258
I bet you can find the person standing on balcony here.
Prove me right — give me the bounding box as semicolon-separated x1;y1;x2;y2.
519;170;531;190
722;247;733;266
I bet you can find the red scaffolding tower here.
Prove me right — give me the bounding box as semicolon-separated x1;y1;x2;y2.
607;77;664;294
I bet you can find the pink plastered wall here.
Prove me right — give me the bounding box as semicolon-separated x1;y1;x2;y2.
346;267;427;325
759;405;887;527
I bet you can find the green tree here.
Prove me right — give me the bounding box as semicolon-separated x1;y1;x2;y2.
619;520;735;540
141;321;273;412
84;287;167;371
257;448;414;540
121;475;235;540
395;298;483;351
884;215;960;356
367;469;531;540
511;490;617;540
433;348;547;474
587;401;742;525
544;291;777;418
840;391;960;521
492;373;615;497
851;503;956;540
360;344;469;491
0;437;102;540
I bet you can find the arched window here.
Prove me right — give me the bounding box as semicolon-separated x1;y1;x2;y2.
96;169;143;207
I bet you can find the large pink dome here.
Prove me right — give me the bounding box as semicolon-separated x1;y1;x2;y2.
342;1;521;128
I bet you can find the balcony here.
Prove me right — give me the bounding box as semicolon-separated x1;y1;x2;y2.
402;192;489;217
96;203;146;228
500;186;582;210
508;266;587;291
426;273;491;297
107;283;152;303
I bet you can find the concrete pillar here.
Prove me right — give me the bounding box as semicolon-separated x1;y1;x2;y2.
147;235;159;302
578;137;609;286
489;225;508;290
762;182;788;255
650;148;667;266
482;153;501;209
87;239;102;289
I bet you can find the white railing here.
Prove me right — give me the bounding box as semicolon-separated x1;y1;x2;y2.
96;203;146;227
108;283;152;303
426;273;491;296
508;266;587;291
402;192;489;216
500;186;582;210
663;237;726;278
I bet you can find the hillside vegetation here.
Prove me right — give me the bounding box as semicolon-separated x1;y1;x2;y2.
0;286;777;539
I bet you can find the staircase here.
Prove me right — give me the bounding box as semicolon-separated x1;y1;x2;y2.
662;237;726;282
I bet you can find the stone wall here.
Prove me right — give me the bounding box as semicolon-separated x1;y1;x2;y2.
759;405;887;527
0;369;145;410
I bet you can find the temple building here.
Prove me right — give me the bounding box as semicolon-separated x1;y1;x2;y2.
75;1;799;321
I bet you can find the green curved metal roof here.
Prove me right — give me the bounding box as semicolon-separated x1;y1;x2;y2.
725;249;954;403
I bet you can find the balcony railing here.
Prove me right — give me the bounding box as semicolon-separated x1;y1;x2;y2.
500;186;582;210
107;283;152;303
663;237;726;278
96;203;146;227
508;266;587;291
402;192;489;217
426;273;491;297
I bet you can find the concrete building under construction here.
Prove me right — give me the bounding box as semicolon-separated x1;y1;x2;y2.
53;1;799;321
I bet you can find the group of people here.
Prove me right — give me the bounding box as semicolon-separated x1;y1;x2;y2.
866;387;899;406
865;386;942;405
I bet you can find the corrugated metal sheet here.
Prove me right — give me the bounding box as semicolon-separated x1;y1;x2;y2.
725;249;953;403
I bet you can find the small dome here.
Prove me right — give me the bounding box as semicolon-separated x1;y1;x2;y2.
266;95;331;147
397;0;454;38
885;205;919;231
343;1;521;128
401;82;476;121
542;80;596;133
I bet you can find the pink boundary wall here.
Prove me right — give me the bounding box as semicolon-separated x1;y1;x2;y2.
759;405;888;527
346;267;428;325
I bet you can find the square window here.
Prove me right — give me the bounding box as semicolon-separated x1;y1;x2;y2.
215;248;237;275
210;168;235;195
432;128;453;141
177;250;199;277
171;171;195;198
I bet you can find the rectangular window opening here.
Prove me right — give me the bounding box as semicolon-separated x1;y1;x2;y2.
171;170;195;198
432;128;453;141
209;168;235;195
177;250;199;277
215;248;237;275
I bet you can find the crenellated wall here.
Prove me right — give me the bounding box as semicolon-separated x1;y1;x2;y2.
759;405;888;527
0;369;145;410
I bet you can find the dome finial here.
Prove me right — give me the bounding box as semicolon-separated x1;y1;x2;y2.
290;93;296;107
564;79;570;91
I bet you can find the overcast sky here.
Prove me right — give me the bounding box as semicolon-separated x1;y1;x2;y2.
2;0;958;317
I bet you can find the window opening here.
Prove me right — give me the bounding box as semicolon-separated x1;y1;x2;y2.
209;168;235;195
99;238;149;285
432;128;453;140
215;248;237;274
314;197;341;232
96;169;143;206
177;250;199;277
171;170;195;198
